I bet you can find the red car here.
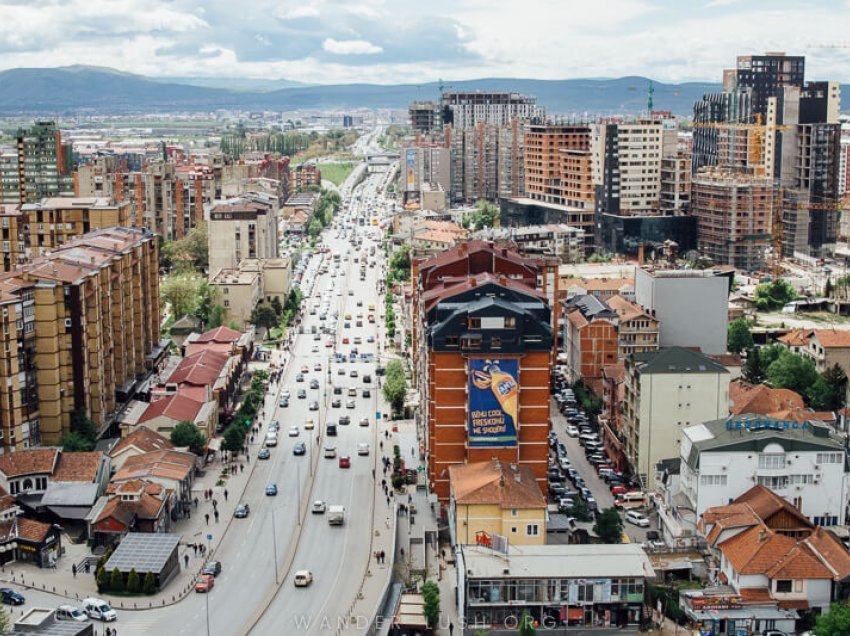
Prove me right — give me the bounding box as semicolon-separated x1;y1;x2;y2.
611;485;628;496
195;574;215;593
342;337;350;344
338;455;351;468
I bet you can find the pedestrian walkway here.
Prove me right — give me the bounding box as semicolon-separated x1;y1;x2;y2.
0;350;291;612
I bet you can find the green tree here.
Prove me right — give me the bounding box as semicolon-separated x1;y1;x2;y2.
808;375;835;411
60;431;95;452
270;296;284;317
61;408;98;451
143;571;157;595
250;303;279;331
161;272;202;319
766;350;818;396
207;305;225;329
813;602;850;636
822;363;848;410
193;281;220;328
383;360;408;415
170;421;206;454
388;244;411;282
126;568;141;594
727;318;754;354
593;508;624;544
421;580;440;628
159;238;175;271
567;499;593;522
742;347;767;385
223;425;245;453
109;567;124;593
172;223;209;272
469;199;499;230
519;609;536;636
754;278;797;311
96;566;108;593
307;216;323;237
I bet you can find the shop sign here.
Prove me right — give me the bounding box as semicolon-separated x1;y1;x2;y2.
726;419;808;431
690;596;741;610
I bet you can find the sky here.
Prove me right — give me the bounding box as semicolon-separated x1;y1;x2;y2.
0;0;849;84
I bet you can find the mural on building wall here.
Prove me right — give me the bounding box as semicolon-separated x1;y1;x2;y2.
469;358;519;447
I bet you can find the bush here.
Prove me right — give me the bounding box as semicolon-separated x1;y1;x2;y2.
109;567;124;593
126;568;140;594
143;571;157;595
391;474;405;490
96;566;108;593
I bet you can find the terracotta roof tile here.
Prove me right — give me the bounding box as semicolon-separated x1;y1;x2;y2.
730;381;805;417
169;350;229;386
606;294;651;322
813;329;850;348
52;452;102;482
766;544;833;580
738;587;772;603
719;524;799;574
0;449;59;478
110;427;174;458
805;526;850;581
139;394;205;425
195;326;241;344
777;329;810;347
16;517;52;543
566;277;634;292
450;460;546;509
735;485;812;529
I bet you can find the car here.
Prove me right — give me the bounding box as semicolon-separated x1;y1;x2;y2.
311;345;319;353
342;337;350;344
339;415;351;425
258;448;271;460
202;561;222;577
324;445;337;458
565;425;579;437
294;570;314;587
346;399;356;409
626;511;650;527
55;604;90;622
339;455;351;468
358;443;370;456
195;574;215;593
337;367;346;376
547;470;565;482
366;335;375;343
266;483;278;496
293;442;306;456
279;397;289;408
297;389;306;399
348;387;357;397
268;421;280;432
301;365;310;373
304;419;315;430
325;339;334;348
314;362;322;371
310;379;320;389
295;373;304;382
362;388;371;398
558;457;571;470
82;598;116;622
611;485;628;496
312;500;327;514
289;426;299;437
331;398;341;408
280;389;291;399
0;588;25;605
359;417;369;427
234;504;250;518
309;400;319;411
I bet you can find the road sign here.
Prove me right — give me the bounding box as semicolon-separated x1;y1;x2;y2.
207;534;213;542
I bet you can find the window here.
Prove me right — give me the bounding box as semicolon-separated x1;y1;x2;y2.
758;453;785;469
817;452;842;464
526;524;539;536
468;317;481;329
775;580;792;593
577;583;594;602
511;509;518;517
491;336;502;349
504;317;516;329
224;300;230;308
700;474;727;487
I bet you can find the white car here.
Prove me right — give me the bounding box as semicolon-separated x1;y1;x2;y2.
626;511;650;527
357;443;370;456
288;426;299;437
294;570;314;587
565;425;579;437
312;500;327;514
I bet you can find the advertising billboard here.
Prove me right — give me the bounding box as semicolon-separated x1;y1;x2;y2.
468;358;519;447
406;148;416;191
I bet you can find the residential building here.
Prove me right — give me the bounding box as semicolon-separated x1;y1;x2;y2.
500;197;596;254
138;394;218;442
458;543;654;632
408;101;439;133
607;294;660;359
401;144;451;205
291;163;322;191
108;427;175;472
220;152;290;202
241;257;291;308
0;121;74;205
208;258;289;330
20;197;132;264
74;154;125;201
411;227;464;256
503;224;586;263
729;381;805;418
0;227;162;447
562;295;618;385
111;449;196;504
88;479;175;546
563;277;635;302
0;276;38;450
600;363;627;471
281;191;319;221
777;328;850;374
413;242;552;502
0;205;25;271
440;91;543;130
208;194;279;273
679;416;849;525
634;267;729;355
660;152;691;214
420;182;448;211
448;459;547;546
622;347;730;489
692;169;774;271
448;121;525;202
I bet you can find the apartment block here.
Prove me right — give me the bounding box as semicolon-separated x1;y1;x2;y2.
21;198;132;263
0;121;74;205
221;153;290;201
0;205;25;271
622;347;730;489
291;163;322;191
401;144;452;203
208;258;290;330
440;92;543;130
409;101;439;133
660;153;691;213
0;276;37;450
208;194;279;273
448;121;524;202
0;227;161;449
562;295;619;385
692;169;773;271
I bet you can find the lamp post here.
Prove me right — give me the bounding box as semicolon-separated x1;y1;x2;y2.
205;583;211;636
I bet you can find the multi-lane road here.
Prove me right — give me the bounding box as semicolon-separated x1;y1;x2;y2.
34;131;397;635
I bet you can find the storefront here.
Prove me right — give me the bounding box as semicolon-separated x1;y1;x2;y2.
681;592;799;636
0;520;62;568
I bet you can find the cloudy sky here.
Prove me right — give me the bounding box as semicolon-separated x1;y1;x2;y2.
1;0;849;84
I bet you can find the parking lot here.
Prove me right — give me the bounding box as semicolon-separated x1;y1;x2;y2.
547;378;658;546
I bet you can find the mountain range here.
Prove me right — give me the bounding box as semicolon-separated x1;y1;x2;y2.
0;65;728;116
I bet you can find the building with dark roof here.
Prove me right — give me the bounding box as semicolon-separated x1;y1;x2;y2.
562;294;618;384
622;347;730;489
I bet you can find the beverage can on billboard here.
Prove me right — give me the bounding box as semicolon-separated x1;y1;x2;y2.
468;358;519;447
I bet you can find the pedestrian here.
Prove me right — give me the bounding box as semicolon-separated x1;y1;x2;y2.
381;479;386;489
386;496;390;507
449;622;454;636
214;510;219;523
205;513;210;525
224;489;229;502
85;562;90;574
194;497;199;509
72;564;77;578
379;441;383;451
212;499;218;509
408;493;412;504
411;448;414;457
381;550;386;564
184;554;189;569
193;544;198;556
372;468;375;479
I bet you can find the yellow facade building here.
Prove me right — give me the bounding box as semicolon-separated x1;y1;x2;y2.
449;460;548;547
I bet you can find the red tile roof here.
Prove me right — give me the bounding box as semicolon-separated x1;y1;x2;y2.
110;427;174;458
16;517;53;543
804;527;850;581
52;452;102;482
421;272;545;312
729;381;805;417
139;394;205;425
0;449;59;478
450;460;546;509
720;524;801;575
195;326;241;344
169;350;229;386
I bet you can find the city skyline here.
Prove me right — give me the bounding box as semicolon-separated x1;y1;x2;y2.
1;0;849;85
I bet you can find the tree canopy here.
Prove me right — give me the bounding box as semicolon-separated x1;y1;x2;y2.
813;602;850;636
382;360;408;415
754;278;797;311
593;508;624;544
170;421;206;454
727;318;754;354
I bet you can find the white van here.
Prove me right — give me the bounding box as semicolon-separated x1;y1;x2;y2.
56;605;89;622
82;598;117;622
626;510;650;527
617;491;648;510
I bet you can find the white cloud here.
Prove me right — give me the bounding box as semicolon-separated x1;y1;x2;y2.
704;0;741;7
274;5;321;20
322;38;383;55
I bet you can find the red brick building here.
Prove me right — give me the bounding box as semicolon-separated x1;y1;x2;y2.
562;295;619;385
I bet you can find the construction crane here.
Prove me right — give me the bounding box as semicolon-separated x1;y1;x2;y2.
770;190;844;279
693;113;790;176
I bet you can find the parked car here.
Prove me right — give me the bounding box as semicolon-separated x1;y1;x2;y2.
82;598;116;622
626;511;650;527
565;425;579;437
202;561;222;577
195;574;215;593
0;588;25;605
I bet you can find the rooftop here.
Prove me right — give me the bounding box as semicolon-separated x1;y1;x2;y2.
729;381;805;418
0;449;59;478
450;460;546;510
139;394;206;425
110;426;174;458
104;532;182;575
632;346;729;376
51;452;102;482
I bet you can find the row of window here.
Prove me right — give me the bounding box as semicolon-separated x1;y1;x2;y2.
467;578;643;605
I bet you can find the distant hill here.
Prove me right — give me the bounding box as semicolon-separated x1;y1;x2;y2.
0;64;792;116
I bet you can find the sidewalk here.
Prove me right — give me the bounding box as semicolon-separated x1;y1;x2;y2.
0;350;290;612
